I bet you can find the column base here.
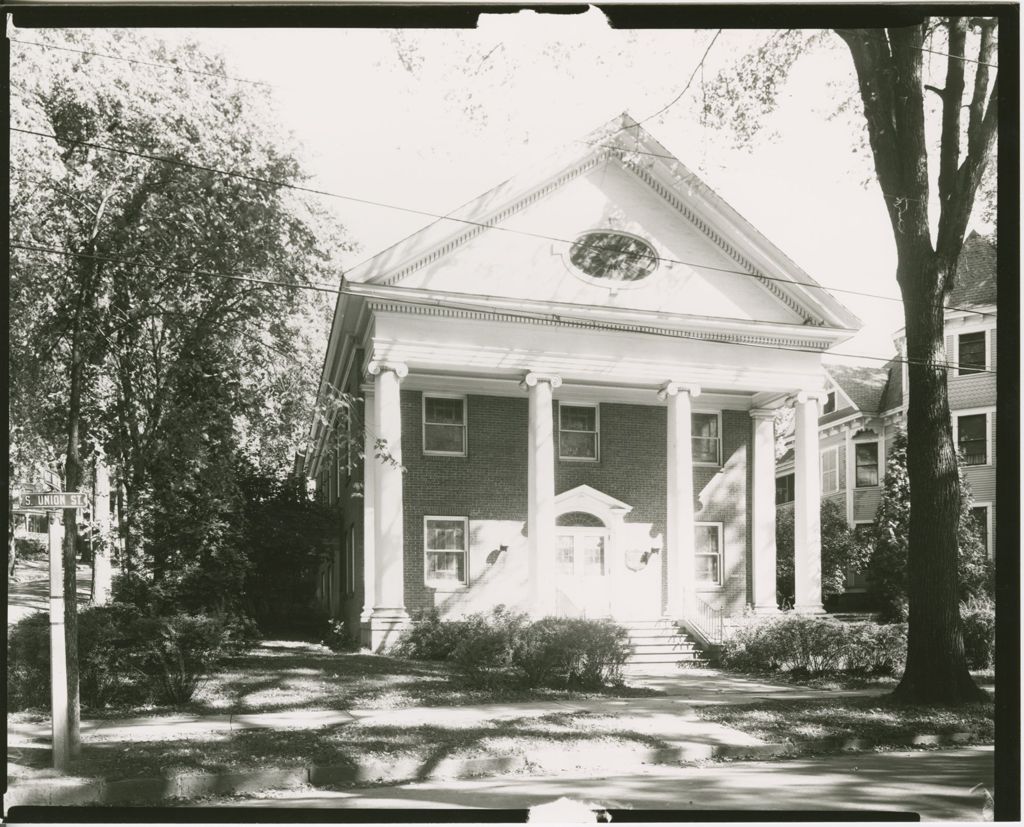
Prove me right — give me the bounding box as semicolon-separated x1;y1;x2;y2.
752;604;781;615
363;608;411;652
793;604;827;615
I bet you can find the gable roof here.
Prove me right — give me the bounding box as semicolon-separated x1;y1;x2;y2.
878;357;903;413
824;361;891;415
948;231;997;309
342;113;862;332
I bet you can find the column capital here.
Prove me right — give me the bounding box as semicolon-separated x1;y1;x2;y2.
787;389;828;407
520;371;562;391
367;360;408;379
749;407;777;421
658;381;701;402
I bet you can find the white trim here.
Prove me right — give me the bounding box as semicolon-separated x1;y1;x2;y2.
422;393;468;457
423;515;470;590
969;502;993;558
952;407;995;467
692;410;723;467
952;327;992;375
558;402;600;462
561;229;662;291
694;521;724;589
852;438;881;489
820;445;841;495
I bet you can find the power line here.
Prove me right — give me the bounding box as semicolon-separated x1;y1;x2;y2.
10;127;990;319
12;242;994;376
859;28;998;69
9;36;273;88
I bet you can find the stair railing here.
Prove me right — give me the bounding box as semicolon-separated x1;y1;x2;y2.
691;595;723;644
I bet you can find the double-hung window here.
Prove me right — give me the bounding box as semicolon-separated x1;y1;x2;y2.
956;413;988;465
423;395;467;455
821;447;840;494
694;523;723;586
855;442;879;488
424;517;468;587
775;473;795;505
559;404;599;460
957;331;987;375
692;413;720;464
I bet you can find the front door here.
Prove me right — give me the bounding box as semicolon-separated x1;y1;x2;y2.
554;529;611;618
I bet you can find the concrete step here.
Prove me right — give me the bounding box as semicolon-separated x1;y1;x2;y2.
627;651;708;665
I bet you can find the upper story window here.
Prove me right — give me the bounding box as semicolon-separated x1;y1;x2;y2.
957;331;988;375
569;231;658;283
855;442;879;488
775;473;795;505
692;413;721;465
559;404;599;461
821;446;841;494
423;395;467;456
822;391;837;415
956;413;988;465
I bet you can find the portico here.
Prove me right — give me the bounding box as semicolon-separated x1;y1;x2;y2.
305;113;860;653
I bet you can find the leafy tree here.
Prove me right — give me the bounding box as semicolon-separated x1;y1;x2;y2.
775;498;871;608
706;18;998;703
10;27;347;745
869;431;992;622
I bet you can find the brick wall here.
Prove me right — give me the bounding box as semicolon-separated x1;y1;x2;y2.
399;392;752;617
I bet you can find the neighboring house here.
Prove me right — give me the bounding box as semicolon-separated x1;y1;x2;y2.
302;114;862;651
775;232;997;609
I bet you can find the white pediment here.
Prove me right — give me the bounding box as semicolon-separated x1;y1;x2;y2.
345;114;861;333
555;484;633;524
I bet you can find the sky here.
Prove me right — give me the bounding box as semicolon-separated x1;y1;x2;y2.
48;12;995;363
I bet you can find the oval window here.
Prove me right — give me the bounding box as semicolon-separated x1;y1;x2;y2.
569;231;658;283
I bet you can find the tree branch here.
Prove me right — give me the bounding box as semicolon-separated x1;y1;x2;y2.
937;18;967;212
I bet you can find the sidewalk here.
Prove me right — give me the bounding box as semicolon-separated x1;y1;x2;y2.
6;669;895;808
189;746;995;821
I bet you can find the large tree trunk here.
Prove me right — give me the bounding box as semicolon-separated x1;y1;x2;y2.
893;257;988;703
91;451;113;604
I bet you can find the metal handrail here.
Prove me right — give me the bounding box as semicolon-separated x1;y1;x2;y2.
691;595;724;644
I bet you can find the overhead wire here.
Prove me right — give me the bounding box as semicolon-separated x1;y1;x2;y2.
11;242;996;376
10;127;992;319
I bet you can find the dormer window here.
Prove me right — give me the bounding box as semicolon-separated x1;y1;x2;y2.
569;231;657;283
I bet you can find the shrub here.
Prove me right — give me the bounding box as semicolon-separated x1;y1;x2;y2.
721;614;907;676
513;617;630;689
321;618;359;652
960;595;995;670
450;607;530;678
141;613;231;705
8;605;234;710
393;610;630;689
392;609;464;661
7;612;50;710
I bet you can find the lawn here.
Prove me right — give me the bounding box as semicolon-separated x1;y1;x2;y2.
695;695;995;753
9;639;661;722
8;639;670;783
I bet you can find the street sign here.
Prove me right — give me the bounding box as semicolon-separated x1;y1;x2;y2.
19;492;89;510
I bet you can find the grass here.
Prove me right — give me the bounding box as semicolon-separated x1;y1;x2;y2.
695;695;995;753
717;666;996;693
9;639;661;723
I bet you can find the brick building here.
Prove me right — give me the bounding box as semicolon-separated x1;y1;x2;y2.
303;114;862;651
775;232;998;608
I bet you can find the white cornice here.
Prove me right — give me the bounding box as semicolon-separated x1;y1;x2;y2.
346;282;851;350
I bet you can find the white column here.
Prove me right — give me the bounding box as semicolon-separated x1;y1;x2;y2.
522;371;561;617
793;391;826;614
91;451;113;606
750;409;779;614
367;361;409;647
660;382;700;619
360;390;376;631
48;511;69;770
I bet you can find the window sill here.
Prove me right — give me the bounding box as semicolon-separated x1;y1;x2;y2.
427;582;468;592
423;451;467;458
559;456;600;463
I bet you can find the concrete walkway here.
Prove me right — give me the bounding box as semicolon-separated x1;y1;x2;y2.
188;746;996;821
